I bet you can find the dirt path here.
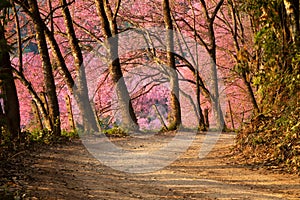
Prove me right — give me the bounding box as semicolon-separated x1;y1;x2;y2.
1;133;300;199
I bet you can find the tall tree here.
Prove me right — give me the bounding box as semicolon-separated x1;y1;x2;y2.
95;0;138;130
198;0;226;130
223;0;260;114
0;1;21;139
59;0;99;132
27;0;61;136
234;0;300;173
162;0;181;130
13;0;100;133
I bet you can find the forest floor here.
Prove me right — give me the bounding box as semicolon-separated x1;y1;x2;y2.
1;132;300;199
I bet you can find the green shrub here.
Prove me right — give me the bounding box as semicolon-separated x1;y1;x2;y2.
103;126;128;137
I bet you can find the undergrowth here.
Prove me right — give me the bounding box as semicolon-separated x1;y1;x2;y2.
234;69;300;175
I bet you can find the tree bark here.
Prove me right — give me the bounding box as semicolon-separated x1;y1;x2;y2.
13;68;51;130
162;0;181;130
13;0;96;132
95;0;138;130
202;0;226;130
196;69;207;131
284;0;300;44
28;0;61;136
60;0;99;132
241;70;259;114
0;22;21;139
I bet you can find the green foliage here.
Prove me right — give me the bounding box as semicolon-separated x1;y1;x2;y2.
233;0;300;174
235;49;300;174
97;117;129;137
98;116;111;130
26;129;54;144
0;126;10;146
19;129;78;145
103;126;129;137
235;55;300;173
61;129;79;138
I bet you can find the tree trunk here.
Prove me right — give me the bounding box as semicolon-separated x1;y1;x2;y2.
95;0;138;130
13;69;51;130
208;35;225;130
60;0;99;132
241;71;259;114
28;0;61;136
163;0;181;130
205;0;226;131
284;0;300;44
0;23;21;139
196;70;207;131
13;2;96;133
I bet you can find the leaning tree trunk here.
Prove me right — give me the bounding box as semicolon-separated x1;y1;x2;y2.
163;0;181;130
28;0;61;136
0;22;21;140
60;0;99;132
95;0;138;130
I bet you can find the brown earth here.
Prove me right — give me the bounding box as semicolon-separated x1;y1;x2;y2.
1;132;300;199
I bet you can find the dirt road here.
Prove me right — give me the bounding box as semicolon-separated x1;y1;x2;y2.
2;132;300;199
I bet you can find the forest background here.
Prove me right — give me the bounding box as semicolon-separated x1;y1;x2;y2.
0;0;299;173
